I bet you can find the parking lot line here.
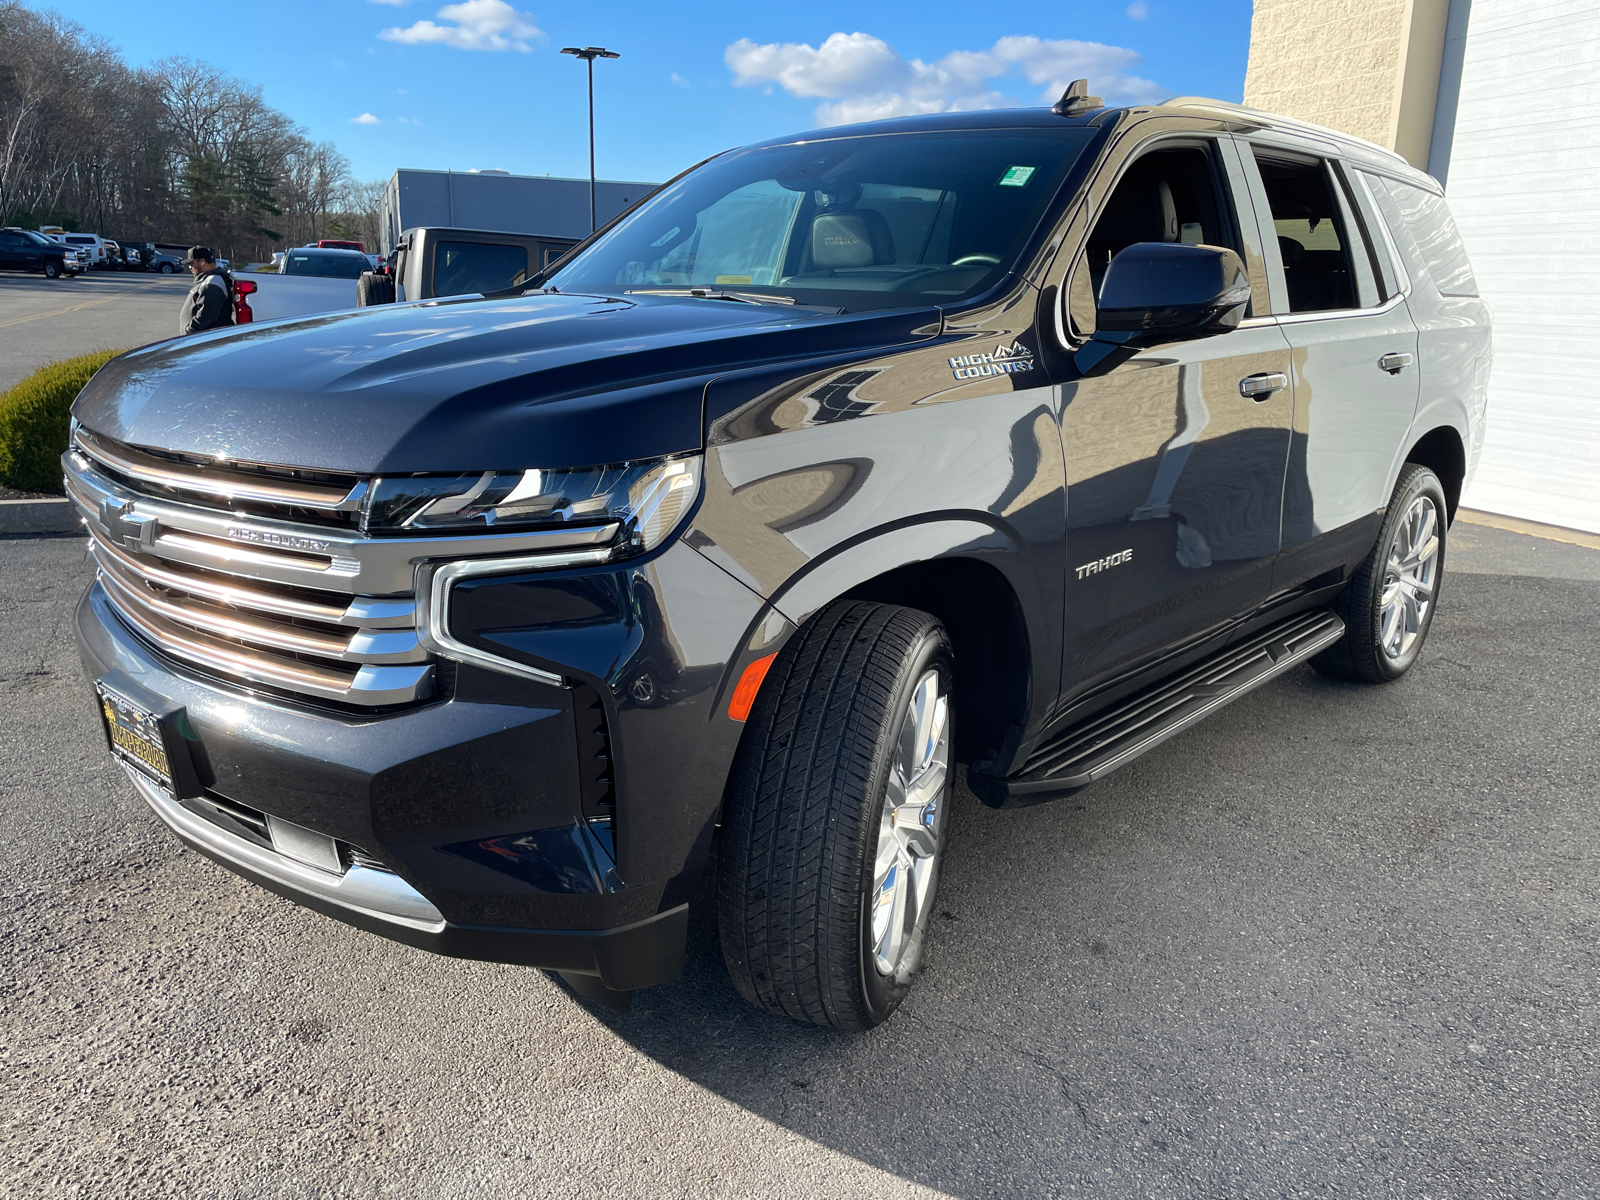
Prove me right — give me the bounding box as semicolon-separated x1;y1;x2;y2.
0;278;173;330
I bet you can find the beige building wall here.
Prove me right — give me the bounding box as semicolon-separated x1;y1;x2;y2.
1244;0;1450;168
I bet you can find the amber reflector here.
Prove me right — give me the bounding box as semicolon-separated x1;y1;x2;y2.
727;652;778;722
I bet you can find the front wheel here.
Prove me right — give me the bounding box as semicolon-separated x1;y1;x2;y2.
1313;462;1447;682
160;263;174;274
719;601;953;1030
43;261;60;279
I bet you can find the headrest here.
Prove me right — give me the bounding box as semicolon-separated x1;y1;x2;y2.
1278;235;1306;267
811;211;895;269
1093;177;1179;251
1154;180;1178;243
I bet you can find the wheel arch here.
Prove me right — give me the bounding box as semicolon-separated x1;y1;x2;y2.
752;518;1050;773
1405;424;1467;521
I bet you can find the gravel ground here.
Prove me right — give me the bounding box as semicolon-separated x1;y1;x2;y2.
1;520;1596;1199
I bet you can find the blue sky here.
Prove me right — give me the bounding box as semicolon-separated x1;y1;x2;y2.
58;0;1253;185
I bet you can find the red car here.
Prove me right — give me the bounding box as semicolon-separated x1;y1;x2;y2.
315;239;364;252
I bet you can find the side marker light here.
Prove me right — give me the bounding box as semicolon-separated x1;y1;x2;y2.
728;652;777;722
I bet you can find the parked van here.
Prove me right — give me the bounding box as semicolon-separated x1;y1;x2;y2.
67;88;1489;1029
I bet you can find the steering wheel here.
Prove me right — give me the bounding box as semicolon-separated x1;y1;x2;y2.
951;254;1002;267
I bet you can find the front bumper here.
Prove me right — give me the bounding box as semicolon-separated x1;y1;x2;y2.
126;763;686;988
76;533;778;990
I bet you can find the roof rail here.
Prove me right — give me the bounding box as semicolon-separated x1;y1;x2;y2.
1160;96;1411;166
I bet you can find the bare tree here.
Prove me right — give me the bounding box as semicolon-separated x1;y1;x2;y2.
0;5;359;264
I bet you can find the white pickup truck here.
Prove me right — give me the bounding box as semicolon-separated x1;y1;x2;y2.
237;229;580;321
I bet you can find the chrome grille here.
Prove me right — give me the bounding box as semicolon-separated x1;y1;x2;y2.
66;430;618;708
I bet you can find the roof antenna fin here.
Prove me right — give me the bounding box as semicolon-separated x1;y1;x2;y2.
1053;78;1104;117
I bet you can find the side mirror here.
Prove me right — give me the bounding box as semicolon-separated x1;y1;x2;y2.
1095;242;1250;344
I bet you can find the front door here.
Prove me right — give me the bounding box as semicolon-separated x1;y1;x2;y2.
0;231;25;270
1046;130;1295;698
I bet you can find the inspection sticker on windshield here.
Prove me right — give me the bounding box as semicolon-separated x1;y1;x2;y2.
998;165;1037;188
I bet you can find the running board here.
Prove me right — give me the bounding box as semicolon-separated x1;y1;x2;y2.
976;609;1345;805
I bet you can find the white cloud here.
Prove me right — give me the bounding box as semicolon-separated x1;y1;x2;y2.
397;116;422;124
670;72;689;88
1126;1;1150;20
380;0;542;51
726;31;1165;126
350;112;383;125
368;0;408;6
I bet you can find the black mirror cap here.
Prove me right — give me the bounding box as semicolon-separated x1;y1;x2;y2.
1096;242;1251;342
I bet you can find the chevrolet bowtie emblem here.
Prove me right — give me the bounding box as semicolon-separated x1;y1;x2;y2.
100;498;158;551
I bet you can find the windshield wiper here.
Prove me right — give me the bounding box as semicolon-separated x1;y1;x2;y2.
624;287;798;307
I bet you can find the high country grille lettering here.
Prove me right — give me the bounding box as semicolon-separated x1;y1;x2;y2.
1075;548;1134;580
949;341;1035;380
224;527;334;554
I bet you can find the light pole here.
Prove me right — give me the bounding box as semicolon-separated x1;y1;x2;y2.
560;45;620;234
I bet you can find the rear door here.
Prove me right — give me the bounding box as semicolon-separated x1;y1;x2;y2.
0;231;23;270
1236;141;1421;593
1043;123;1296;697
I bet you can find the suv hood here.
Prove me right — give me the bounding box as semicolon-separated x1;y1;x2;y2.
73;292;938;474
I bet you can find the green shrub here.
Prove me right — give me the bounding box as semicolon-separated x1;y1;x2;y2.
0;350;127;493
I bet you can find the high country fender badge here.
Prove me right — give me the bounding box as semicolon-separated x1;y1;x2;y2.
949;341;1035;380
1075;548;1133;580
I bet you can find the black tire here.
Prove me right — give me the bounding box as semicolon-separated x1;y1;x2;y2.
357;271;396;306
43;260;60;279
160;263;174;274
1313;463;1448;683
719;600;953;1031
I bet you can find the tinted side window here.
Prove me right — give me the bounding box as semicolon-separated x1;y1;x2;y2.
1084;143;1241;295
433;242;528;296
1252;152;1357;312
286;253;366;279
1343;169;1403;300
1367;176;1478;297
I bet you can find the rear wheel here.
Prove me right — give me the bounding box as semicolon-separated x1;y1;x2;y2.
1313;463;1447;682
719;601;952;1031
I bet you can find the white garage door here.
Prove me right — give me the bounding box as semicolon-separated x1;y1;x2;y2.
1446;0;1600;533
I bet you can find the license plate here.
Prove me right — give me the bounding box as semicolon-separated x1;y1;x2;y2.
97;684;175;792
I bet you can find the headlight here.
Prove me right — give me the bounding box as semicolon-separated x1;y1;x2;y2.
363;454;701;555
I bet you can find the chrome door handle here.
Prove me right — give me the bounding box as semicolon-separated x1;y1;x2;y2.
1378;352;1414;374
1239;372;1289;400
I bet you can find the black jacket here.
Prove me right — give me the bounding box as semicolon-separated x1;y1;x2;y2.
179;268;233;335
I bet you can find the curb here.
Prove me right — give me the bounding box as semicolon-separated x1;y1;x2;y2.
0;497;81;535
1456;508;1600;552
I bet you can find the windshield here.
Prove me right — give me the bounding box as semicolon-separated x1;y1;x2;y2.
546;127;1097;313
284;252;367;279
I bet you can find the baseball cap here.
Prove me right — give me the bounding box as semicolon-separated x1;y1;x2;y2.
183;245;216;264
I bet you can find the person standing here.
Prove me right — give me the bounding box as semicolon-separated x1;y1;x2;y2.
178;247;234;335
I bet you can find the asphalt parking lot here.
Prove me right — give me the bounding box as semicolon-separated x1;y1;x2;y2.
2;517;1596;1199
0;272;190;395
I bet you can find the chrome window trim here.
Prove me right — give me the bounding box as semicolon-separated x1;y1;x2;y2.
416;548;617;687
1273;290;1409;325
123;765;446;930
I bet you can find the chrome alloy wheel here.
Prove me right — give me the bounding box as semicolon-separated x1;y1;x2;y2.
1380;493;1441;660
870;669;949;977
